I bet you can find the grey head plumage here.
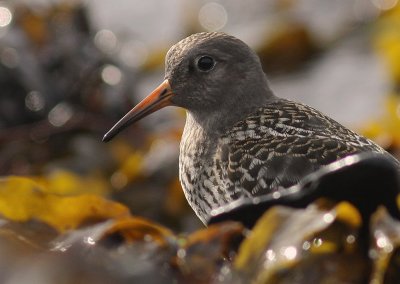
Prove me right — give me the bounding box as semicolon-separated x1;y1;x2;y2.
164;32;276;134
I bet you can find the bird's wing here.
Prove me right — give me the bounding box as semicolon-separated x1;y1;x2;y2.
219;99;394;197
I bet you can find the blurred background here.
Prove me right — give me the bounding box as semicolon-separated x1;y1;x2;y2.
0;0;400;233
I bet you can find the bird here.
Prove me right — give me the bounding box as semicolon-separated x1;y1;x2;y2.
103;32;400;224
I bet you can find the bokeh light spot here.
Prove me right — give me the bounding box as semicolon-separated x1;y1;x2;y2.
346;235;356;244
282;246;297;260
272;191;281;199
94;29;118;54
177;248;186;259
313;238;323;247
110;171;128;189
198;2;228;31
120;40;148;68
265;249;276;261
376;235;393;253
376;237;388;248
101;64;122;86
322;213;334;223
25;91;45;112
370;0;398;10
0;6;12;28
48;103;73;127
302;241;311;250
84;237;96;245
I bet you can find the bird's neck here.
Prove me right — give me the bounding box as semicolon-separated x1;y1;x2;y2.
180;113;218;170
188;87;276;136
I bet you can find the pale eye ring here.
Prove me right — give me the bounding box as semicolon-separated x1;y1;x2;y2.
196;56;215;71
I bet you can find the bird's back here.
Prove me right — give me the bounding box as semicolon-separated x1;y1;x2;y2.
218;98;399;195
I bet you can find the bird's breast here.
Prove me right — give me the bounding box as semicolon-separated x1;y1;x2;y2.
178;118;236;223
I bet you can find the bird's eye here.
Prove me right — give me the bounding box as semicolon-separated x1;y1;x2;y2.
197;56;215;71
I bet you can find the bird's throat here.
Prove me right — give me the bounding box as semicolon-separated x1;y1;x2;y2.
187;93;275;136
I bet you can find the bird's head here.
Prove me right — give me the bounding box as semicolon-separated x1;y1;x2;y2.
103;32;272;142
